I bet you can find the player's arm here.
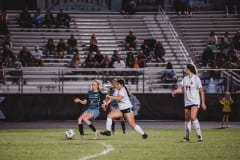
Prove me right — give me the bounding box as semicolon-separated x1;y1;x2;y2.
73;98;87;105
172;87;183;97
199;88;207;111
106;94;123;101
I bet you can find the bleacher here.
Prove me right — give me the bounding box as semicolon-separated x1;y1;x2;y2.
1;11;191;93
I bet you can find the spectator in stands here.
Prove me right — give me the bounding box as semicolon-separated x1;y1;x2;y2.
136;51;146;68
208;31;218;45
57;38;67;58
67;34;78;54
185;0;192;15
110;50;120;67
84;52;95;68
126;51;135;68
121;0;136;15
31;46;43;66
89;33;99;52
101;55;111;68
94;50;104;68
56;8;71;28
2;33;13;50
223;31;231;47
33;8;44;28
2;45;15;63
225;0;237;15
112;57;126;76
69;53;81;68
125;30;137;50
233;31;240;50
202;46;214;67
141;40;151;62
161;62;177;88
19;9;32;28
155;41;166;63
174;0;185;15
18;46;32;67
44;9;55;28
45;38;56;57
0;10;8;35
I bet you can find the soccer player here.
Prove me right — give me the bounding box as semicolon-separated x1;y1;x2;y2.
102;79;126;134
73;79;104;139
172;64;207;142
101;78;148;139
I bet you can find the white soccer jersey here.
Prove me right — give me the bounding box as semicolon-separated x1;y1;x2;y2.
117;87;133;110
181;75;202;107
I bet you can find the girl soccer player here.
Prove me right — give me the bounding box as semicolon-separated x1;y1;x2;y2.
102;79;126;134
73;79;104;139
172;64;207;142
101;78;148;139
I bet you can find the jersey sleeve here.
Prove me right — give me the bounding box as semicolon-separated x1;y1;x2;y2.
119;88;125;97
196;76;203;89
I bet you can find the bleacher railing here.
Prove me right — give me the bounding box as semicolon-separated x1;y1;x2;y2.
0;68;239;94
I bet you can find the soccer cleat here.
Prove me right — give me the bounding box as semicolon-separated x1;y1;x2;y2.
181;137;190;142
227;125;231;128
197;135;203;142
123;131;128;134
100;130;111;136
142;134;148;139
93;132;99;139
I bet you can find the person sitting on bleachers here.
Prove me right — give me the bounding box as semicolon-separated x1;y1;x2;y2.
2;33;13;50
125;30;137;50
233;31;240;50
2;45;14;63
19;9;32;28
202;46;214;67
57;38;67;58
44;9;55;28
126;51;135;68
18;46;32;67
141;40;151;62
56;8;71;28
110;50;120;67
69;53;81;68
121;0;136;15
112;57;126;76
155;41;166;63
136;51;146;68
89;33;99;52
32;8;44;28
0;10;8;35
84;52;95;68
101;55;111;68
208;31;218;45
45;38;56;57
67;34;78;54
161;62;177;88
31;46;43;66
93;50;104;68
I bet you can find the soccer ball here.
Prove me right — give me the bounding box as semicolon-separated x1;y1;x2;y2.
65;129;75;139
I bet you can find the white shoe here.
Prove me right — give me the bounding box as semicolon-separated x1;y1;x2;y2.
227;125;231;128
93;131;99;139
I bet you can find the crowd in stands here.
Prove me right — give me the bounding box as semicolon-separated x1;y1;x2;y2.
202;31;240;69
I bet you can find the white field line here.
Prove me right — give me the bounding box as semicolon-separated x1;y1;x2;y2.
78;142;114;160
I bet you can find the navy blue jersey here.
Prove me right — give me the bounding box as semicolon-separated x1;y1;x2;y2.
86;91;104;110
109;88;119;109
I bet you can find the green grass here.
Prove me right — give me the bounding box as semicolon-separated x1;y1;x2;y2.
0;128;240;160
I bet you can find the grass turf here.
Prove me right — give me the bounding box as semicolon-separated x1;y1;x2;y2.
0;128;240;160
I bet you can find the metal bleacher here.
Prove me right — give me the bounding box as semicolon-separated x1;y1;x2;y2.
1;11;192;94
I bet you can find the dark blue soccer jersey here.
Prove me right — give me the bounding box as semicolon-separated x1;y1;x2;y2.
109;88;119;109
86;91;104;110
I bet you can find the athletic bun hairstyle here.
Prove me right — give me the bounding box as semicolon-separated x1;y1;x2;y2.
117;78;125;86
186;63;197;75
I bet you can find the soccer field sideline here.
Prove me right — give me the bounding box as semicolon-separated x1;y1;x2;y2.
1;120;240;130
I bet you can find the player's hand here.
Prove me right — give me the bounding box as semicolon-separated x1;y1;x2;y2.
106;95;111;99
171;91;176;97
73;98;81;103
201;103;207;111
101;104;106;111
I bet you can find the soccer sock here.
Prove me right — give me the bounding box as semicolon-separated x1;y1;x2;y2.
78;124;84;136
88;123;97;132
192;119;202;137
134;125;145;135
106;117;112;131
185;121;191;138
111;121;115;132
121;121;126;132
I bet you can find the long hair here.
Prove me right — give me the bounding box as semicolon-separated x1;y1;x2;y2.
117;78;131;97
186;63;197;75
92;79;103;92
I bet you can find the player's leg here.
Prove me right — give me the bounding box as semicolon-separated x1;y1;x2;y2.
124;112;148;139
226;114;231;128
183;108;191;141
77;112;89;136
111;119;115;134
222;114;226;128
120;116;126;134
83;111;99;139
191;106;203;141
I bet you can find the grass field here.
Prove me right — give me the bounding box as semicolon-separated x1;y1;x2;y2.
0;128;240;160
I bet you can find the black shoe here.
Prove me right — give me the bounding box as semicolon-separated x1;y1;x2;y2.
181;137;190;142
100;130;111;136
197;135;203;142
142;134;148;139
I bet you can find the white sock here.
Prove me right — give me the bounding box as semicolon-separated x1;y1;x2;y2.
185;121;191;138
192;119;202;137
134;125;145;135
106;117;112;131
